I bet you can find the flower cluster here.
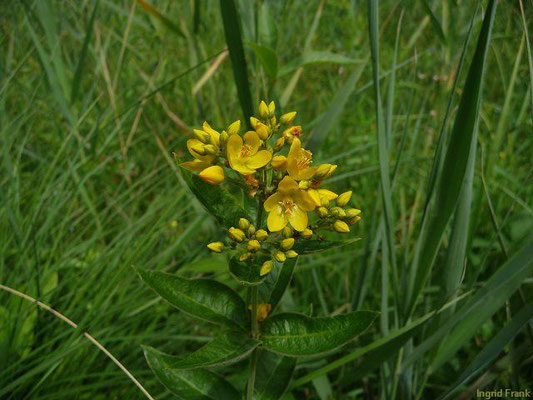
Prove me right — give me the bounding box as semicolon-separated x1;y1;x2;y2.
181;101;361;274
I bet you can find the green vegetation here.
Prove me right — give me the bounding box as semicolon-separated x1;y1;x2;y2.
1;0;532;399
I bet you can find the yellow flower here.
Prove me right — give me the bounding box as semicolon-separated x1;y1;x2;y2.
199;166;225;185
201;121;220;146
181;138;216;172
227;131;272;175
282;126;302;144
286;139;316;180
308;188;338;207
264;176;316;232
271;155;287;170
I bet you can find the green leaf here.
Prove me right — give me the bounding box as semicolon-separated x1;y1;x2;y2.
181;167;250;227
261;311;378;356
404;237;533;370
420;0;447;44
142;333;259;369
246;41;278;79
293;238;360;254
228;256;268;286
137;268;248;330
258;257;298;311
306;61;367;152
255;351;296;400
440;303;533;400
279;51;363;76
144;347;240;400
404;0;497;317
219;0;254;125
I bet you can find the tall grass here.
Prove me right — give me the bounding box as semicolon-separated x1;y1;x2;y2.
1;1;532;399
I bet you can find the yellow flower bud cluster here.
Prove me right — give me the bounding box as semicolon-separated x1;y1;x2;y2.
314;190;361;233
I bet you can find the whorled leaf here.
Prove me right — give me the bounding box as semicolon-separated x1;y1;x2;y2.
255;351;296;400
181;167;250;227
293;238;360;254
137;268;248;330
142;333;259;369
144;346;240;400
261;311;378;356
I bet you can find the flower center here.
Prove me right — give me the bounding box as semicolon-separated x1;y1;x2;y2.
296;150;312;169
240;144;253;158
280;199;296;215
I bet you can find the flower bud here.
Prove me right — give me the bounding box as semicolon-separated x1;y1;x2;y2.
229;227;245;242
268;101;275;115
199;166;224;185
203;144;218;155
227;120;241;135
248;225;256;236
255;122;271;140
282;226;293;238
282;126;302;143
315;163;332;178
255;229;268;241
280;111;296;125
274;251;286;262
317;207;329;218
190;142;206;155
348;216;361;225
256;303;272;322
337;191;352;207
325;164;337;178
193;129;210;143
238;218;250;230
250;116;260;129
334;220;350;233
298;180;310;190
274;137;285;151
270;115;277;126
346;208;361;218
220;131;229;145
260;260;274;276
301;228;313;239
207;242;224;253
271;155;287;170
285;250;298;258
240;252;251;261
259;101;269;119
330;207;346;218
247;239;261;252
281;238;295;250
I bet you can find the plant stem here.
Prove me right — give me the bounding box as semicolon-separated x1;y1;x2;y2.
247;285;259;399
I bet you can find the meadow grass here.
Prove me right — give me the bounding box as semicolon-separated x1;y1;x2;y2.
1;1;532;399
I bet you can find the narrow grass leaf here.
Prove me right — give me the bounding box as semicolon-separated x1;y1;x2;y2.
306;61;367;152
245;41;278;80
219;0;254;124
440;302;533;400
405;0;497;316
279;51;363;76
404;237;533;370
420;0;446;44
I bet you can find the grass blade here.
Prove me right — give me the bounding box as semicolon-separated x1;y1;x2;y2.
439;302;533;400
71;0;99;103
404;236;533;370
404;0;497;317
219;0;254;125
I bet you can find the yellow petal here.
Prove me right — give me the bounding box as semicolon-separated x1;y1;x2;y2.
277;176;299;194
243;131;260;153
267;206;287;232
286;139;301;178
308;189;321;206
271;155;287;170
247;150;272;169
226;133;243;166
288;206;308;231
299;167;317;180
319;189;338;202
202;121;220;146
199;166;225;185
264;192;282;211
294;190;317;211
232;161;256;175
180;160;211;172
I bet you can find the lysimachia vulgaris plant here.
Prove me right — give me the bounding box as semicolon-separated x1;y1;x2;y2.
137;101;377;400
